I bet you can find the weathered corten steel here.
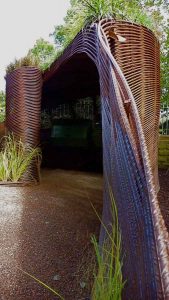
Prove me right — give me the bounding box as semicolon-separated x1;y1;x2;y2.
109;20;160;192
42;20;169;299
6;67;42;182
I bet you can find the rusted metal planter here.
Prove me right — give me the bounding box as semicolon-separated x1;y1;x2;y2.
6;66;42;183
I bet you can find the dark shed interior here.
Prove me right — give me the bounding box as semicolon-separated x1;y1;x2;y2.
41;53;102;171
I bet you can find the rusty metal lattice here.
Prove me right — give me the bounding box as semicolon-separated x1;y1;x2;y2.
6;67;42;182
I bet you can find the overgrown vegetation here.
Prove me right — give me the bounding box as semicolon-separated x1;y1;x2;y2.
6;38;57;74
0;134;41;182
50;0;169;103
51;1;168;48
6;54;40;75
52;0;154;50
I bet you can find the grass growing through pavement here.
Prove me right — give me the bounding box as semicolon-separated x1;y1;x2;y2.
0;133;41;182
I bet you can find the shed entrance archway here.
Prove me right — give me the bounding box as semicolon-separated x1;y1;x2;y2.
41;53;103;172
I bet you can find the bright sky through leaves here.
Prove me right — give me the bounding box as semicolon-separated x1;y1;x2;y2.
0;0;70;91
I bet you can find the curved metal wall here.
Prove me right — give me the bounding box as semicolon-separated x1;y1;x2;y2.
43;20;169;299
106;21;160;192
6;67;42;182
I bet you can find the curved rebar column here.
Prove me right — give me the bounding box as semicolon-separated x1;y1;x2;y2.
6;67;42;182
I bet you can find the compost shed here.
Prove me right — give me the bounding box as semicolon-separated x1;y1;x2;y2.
6;19;169;299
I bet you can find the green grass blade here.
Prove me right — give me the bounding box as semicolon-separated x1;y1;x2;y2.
18;268;64;299
91;185;124;300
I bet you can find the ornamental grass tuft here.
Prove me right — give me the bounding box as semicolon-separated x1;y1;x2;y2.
91;186;125;300
0;133;41;182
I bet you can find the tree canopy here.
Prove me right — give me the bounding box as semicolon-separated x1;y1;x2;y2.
28;38;57;71
0;91;5;122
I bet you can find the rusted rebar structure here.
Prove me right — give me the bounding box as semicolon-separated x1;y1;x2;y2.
6;19;169;298
6;67;42;182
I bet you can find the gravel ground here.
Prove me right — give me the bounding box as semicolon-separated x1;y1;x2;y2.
0;168;168;300
0;169;103;300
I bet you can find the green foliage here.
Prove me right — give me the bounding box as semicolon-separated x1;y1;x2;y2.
161;20;169;104
52;2;86;50
51;0;169;103
28;38;57;71
0;134;41;182
6;54;40;75
91;187;124;300
51;0;161;50
0;91;5;122
6;38;57;74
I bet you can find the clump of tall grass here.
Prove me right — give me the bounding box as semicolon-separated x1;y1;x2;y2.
6;54;40;75
79;0;153;28
52;0;155;55
91;187;124;300
0;134;41;182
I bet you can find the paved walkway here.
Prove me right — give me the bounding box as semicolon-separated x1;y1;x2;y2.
0;169;103;300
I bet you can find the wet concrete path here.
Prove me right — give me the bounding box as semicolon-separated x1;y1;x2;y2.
0;169;103;300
